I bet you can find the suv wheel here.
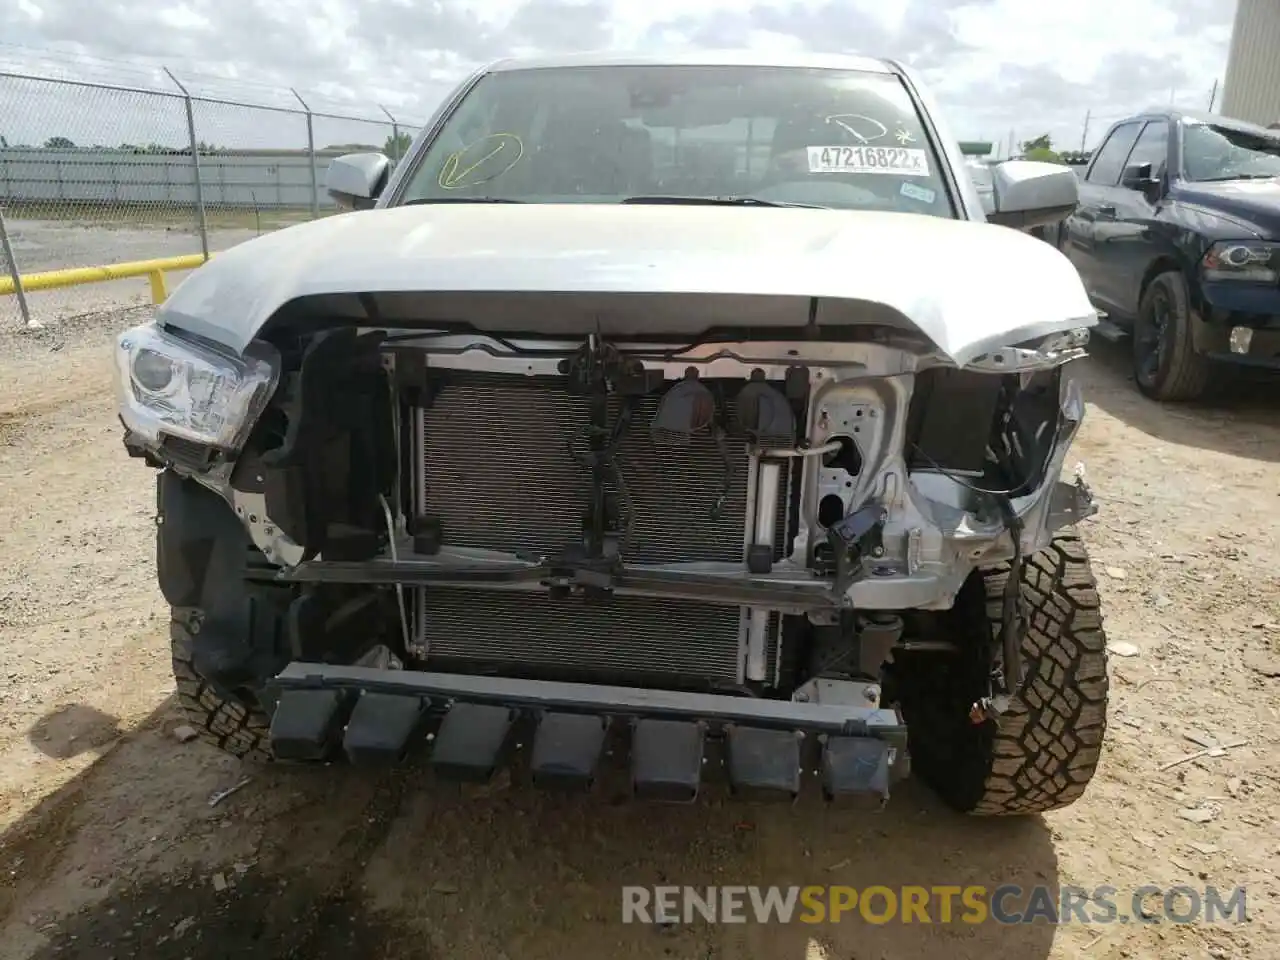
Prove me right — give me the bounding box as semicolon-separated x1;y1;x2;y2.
1133;270;1211;401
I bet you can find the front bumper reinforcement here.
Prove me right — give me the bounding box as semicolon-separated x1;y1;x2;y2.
268;662;909;804
267;558;843;612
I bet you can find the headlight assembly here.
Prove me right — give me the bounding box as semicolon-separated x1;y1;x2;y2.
113;322;280;454
1201;241;1279;284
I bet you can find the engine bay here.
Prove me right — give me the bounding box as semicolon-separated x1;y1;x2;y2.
146;319;1090;705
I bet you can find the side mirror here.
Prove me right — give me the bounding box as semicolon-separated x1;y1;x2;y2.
324;152;391;211
986;160;1079;229
1120;161;1160;191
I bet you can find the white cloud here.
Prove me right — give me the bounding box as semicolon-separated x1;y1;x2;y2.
0;0;1238;153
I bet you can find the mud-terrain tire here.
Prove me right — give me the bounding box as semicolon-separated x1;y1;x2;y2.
1133;270;1212;402
170;610;273;762
895;530;1109;816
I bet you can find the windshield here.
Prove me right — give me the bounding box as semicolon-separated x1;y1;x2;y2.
398;64;956;217
1181;122;1280;181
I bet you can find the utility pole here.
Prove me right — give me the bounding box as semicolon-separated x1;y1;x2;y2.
1208;78;1219;112
1080;109;1091;152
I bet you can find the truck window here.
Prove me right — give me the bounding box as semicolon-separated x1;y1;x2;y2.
1087;122;1143;186
1124;121;1169;179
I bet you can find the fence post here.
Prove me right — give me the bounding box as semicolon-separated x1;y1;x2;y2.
164;67;210;261
0;206;34;329
292;89;320;219
379;105;400;163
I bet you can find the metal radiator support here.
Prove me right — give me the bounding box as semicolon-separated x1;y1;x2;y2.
744;458;783;682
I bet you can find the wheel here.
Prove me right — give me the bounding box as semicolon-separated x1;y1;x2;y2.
157;471;291;762
893;530;1109;816
171;609;273;761
1133;270;1211;401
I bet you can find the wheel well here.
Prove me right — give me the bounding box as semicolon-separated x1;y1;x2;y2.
1138;257;1183;308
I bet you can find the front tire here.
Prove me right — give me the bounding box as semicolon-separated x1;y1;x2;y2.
170;609;273;762
895;530;1109;816
1133;270;1211;402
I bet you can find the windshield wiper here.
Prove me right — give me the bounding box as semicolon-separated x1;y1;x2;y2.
621;195;828;209
1194;173;1280;182
403;197;525;205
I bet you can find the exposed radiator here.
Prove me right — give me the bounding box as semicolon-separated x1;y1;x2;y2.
415;372;789;563
420;587;748;684
410;371;791;686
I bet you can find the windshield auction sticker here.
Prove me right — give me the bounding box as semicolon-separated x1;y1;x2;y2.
807;145;930;176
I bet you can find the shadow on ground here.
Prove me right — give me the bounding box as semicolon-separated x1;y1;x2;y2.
26;706;125;762
1080;338;1280;463
3;697;1064;960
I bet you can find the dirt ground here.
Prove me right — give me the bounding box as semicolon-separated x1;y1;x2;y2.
0;307;1277;960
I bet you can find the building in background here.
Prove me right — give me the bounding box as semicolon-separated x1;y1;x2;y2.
1221;0;1280;127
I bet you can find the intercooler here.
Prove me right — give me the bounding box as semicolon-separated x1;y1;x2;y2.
411;371;791;687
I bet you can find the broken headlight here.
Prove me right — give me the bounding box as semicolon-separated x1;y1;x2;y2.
113;322;280;453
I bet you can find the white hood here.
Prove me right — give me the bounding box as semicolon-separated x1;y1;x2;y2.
159;203;1095;366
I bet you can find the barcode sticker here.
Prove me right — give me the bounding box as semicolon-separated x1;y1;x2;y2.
807;145;930;176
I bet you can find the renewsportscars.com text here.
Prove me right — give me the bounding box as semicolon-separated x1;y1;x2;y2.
621;885;1248;926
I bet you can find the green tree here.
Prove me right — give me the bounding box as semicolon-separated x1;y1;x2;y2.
1019;134;1066;164
44;136;75;148
384;130;412;159
1025;148;1066;164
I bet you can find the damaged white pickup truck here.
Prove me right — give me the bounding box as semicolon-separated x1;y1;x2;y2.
113;51;1107;814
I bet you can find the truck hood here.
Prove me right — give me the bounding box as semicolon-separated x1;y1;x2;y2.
1172;177;1280;237
159;203;1096;367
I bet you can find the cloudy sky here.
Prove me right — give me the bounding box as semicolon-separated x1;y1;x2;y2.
0;0;1238;154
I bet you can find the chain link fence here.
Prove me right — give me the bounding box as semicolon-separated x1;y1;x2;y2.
0;69;422;327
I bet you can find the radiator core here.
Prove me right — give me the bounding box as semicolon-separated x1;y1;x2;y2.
410;371;790;685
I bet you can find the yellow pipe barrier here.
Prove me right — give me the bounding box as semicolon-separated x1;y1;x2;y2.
0;253;210;305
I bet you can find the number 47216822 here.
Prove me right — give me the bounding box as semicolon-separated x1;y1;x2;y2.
806;145;929;176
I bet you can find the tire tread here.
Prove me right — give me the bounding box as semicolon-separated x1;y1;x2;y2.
170;614;273;762
894;529;1110;817
1138;271;1211;402
970;531;1109;815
